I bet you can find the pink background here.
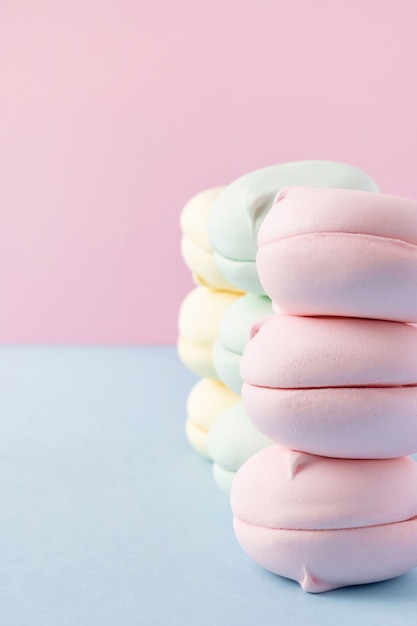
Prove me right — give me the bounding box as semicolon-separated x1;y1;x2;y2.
1;0;416;344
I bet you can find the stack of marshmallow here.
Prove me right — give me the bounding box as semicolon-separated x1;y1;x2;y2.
206;161;380;493
178;188;242;459
231;186;417;592
179;161;395;496
178;189;272;489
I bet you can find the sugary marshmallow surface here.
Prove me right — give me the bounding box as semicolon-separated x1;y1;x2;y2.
177;286;240;379
231;445;417;592
257;186;417;322
185;378;239;459
206;402;273;493
213;293;273;394
209;161;378;293
180;187;242;292
240;315;417;458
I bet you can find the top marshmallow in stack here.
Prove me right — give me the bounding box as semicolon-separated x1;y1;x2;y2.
208;160;379;295
257;186;417;322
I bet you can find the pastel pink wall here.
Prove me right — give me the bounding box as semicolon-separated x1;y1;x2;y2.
1;0;416;344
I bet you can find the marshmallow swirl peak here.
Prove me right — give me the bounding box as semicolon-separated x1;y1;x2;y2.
232;446;417;530
257;186;417;322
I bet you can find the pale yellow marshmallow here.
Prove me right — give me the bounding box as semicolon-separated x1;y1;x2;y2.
180;187;242;293
185;378;240;458
178;286;240;379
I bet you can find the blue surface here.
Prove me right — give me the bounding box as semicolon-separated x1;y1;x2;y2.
0;346;416;625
